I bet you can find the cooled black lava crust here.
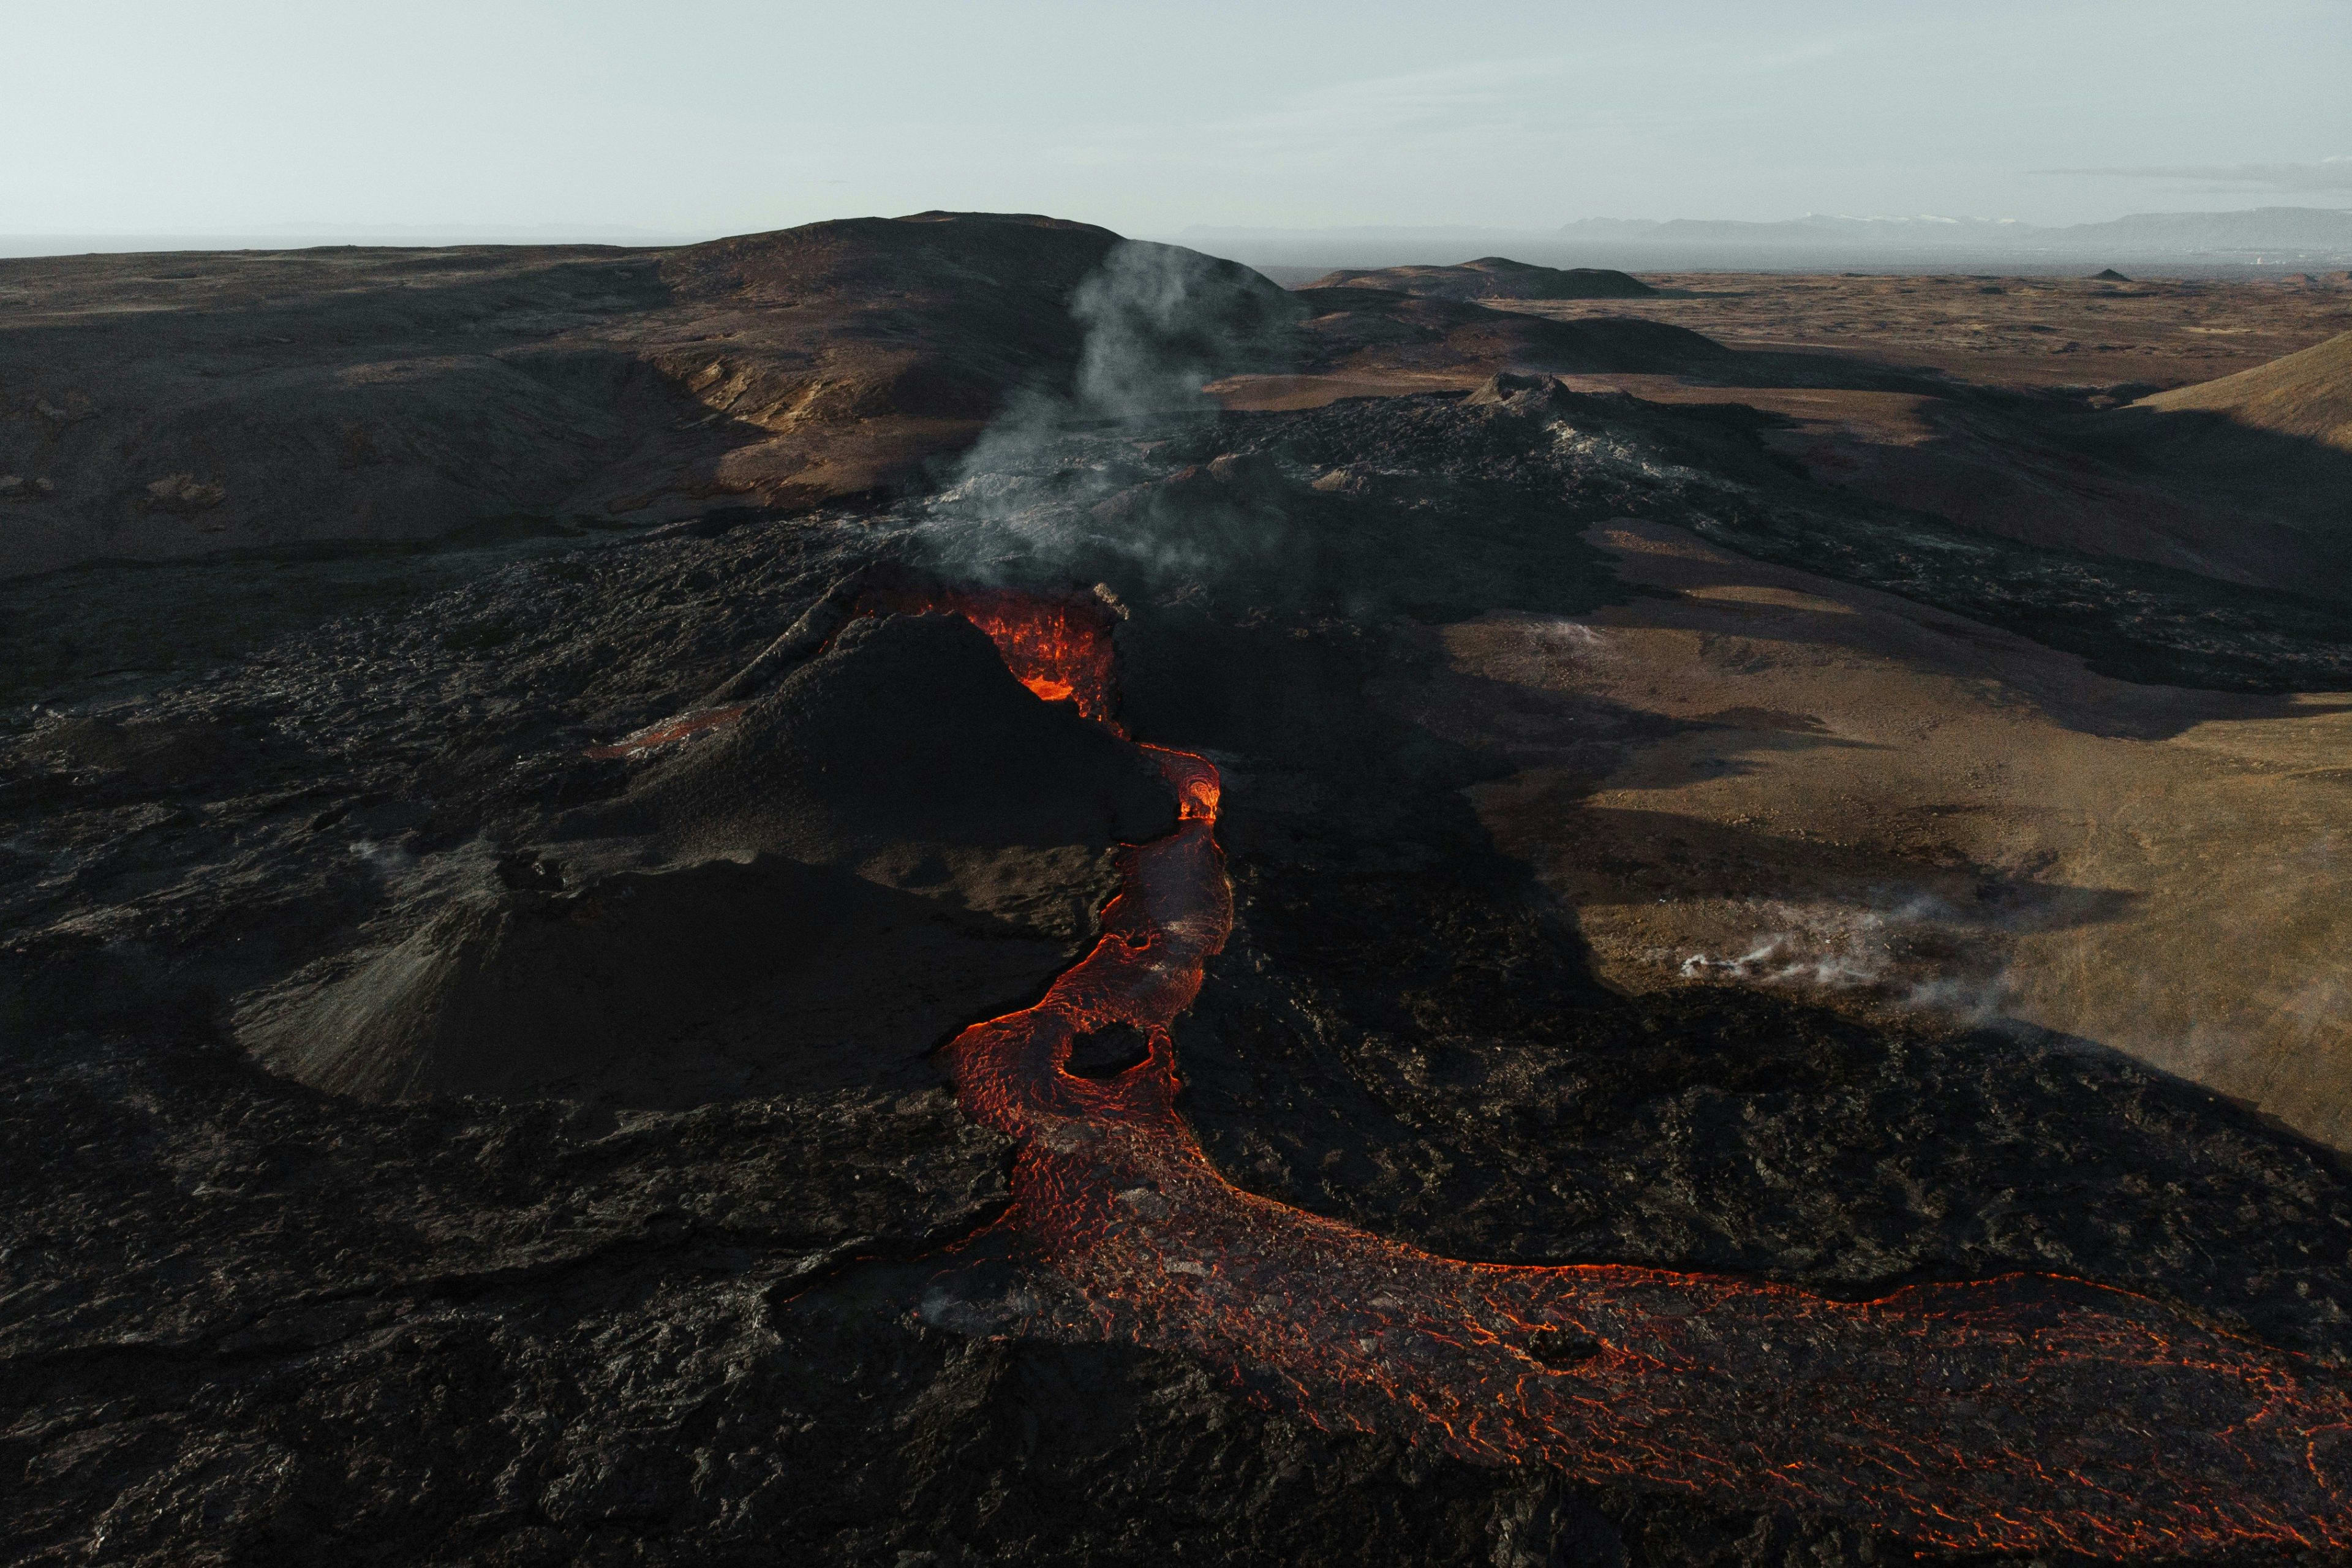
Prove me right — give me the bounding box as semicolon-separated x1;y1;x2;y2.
6;385;2351;1566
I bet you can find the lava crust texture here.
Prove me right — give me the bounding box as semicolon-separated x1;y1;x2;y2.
9;358;2352;1566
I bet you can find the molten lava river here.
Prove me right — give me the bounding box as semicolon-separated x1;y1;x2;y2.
739;589;2352;1555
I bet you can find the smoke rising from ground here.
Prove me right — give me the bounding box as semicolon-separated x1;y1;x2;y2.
909;240;1303;586
1677;892;2015;1024
1673;873;2149;1029
1071;242;1298;421
950;239;1300;469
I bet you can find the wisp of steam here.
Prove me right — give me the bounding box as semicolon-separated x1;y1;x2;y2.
910;240;1302;584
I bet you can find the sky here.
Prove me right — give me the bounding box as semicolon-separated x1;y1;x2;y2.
4;0;2348;244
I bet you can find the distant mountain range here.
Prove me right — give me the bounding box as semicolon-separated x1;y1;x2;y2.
1172;207;2352;274
10;208;2350;273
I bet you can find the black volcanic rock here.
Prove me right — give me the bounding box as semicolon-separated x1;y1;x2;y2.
237;609;1177;1108
633;610;1176;861
238;853;1088;1107
17;258;2352;1566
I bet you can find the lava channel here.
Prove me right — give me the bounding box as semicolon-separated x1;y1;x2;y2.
914;589;2352;1559
614;586;2352;1555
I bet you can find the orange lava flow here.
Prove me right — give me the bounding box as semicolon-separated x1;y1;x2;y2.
927;597;2352;1559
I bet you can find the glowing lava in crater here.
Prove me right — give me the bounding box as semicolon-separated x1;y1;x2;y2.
639;586;2352;1555
856;581;1123;726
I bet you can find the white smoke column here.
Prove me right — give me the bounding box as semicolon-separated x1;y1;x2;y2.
1069;241;1256;421
919;239;1302;579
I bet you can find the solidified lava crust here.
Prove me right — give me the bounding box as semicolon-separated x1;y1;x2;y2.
922;590;2352;1561
582;703;750;758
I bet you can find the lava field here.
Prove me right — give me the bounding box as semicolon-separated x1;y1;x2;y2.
7;232;2352;1567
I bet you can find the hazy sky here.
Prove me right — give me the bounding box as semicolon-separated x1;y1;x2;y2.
6;0;2348;241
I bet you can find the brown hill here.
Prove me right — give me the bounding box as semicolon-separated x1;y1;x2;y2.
1306;256;1656;301
1291;286;1727;377
0;214;1293;578
2135;328;2352;452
